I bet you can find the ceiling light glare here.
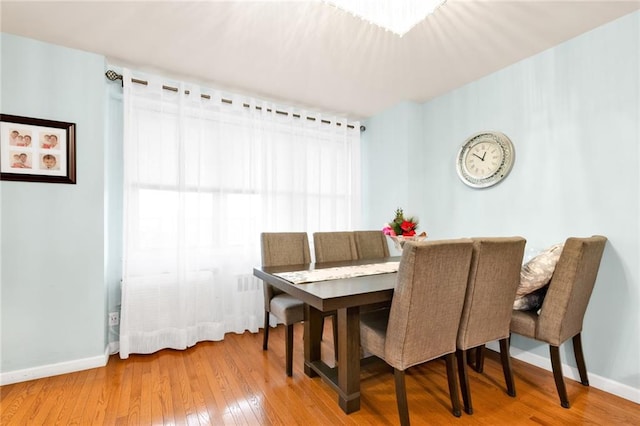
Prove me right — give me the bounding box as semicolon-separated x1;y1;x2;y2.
324;0;446;37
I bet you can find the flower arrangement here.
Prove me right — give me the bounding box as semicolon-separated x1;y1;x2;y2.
382;208;427;250
382;208;419;237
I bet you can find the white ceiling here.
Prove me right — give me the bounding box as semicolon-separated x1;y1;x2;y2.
2;1;639;119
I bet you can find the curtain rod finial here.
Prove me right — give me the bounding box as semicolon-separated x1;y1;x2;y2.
105;70;123;86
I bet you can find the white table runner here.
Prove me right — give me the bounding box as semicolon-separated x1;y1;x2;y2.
274;261;400;284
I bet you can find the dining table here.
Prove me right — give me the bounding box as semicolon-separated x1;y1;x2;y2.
253;256;401;414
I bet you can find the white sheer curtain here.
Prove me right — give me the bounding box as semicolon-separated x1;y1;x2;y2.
119;68;361;358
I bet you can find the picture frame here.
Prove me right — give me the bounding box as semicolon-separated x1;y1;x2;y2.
0;114;76;184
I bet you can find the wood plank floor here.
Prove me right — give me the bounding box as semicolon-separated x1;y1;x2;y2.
2;322;639;425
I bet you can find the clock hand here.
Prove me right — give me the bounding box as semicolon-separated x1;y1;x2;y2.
472;153;484;160
481;151;487;161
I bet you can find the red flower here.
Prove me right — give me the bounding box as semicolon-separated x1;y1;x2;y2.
400;220;415;232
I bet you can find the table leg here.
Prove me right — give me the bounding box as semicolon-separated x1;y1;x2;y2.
304;304;322;377
337;306;361;413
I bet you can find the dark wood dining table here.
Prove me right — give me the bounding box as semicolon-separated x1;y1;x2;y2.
253;257;400;414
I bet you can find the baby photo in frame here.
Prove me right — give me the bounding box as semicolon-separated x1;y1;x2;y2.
0;114;76;184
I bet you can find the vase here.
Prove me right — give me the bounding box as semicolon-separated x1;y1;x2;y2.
389;234;427;251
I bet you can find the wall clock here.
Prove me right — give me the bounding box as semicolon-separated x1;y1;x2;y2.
456;131;515;188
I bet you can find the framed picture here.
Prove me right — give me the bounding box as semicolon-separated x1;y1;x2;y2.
0;114;76;184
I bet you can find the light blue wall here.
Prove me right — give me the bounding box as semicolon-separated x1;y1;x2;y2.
1;34;108;374
104;76;124;352
363;12;640;392
362;101;422;254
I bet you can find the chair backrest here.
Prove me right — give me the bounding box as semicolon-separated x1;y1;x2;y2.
384;239;474;370
313;231;358;263
354;230;390;259
457;237;526;350
537;235;607;345
260;232;311;310
260;232;311;267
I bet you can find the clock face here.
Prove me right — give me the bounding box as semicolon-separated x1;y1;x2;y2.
456;132;514;188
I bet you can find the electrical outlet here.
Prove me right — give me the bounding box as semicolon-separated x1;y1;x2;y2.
108;312;120;326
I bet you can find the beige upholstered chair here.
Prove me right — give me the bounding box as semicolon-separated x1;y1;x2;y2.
260;232;310;377
354;230;390;260
510;235;607;408
360;239;474;425
313;231;358;262
312;231;357;358
456;237;526;414
354;231;393;313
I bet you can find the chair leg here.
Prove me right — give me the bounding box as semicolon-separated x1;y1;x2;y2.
474;344;485;373
263;311;270;350
393;368;410;426
456;349;472;414
549;345;570;408
572;333;589;386
466;347;474;366
285;324;294;377
445;353;462;417
499;338;516;397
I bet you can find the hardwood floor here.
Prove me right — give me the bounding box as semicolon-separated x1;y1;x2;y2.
2;322;639;425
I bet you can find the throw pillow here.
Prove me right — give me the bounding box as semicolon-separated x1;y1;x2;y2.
513;285;549;311
515;242;564;298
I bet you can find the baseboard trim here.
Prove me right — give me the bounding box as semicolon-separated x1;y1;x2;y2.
0;347;109;386
486;341;640;404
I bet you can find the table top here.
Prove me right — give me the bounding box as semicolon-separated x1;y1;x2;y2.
253;257;400;312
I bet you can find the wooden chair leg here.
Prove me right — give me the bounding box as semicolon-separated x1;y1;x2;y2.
445;353;462;417
572;333;589;386
550;345;570;408
394;368;410;426
499;338;516;397
474;344;486;373
466;346;475;367
285;324;294;377
263;311;270;350
456;349;472;414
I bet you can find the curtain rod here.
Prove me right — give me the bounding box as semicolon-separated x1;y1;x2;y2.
105;70;365;132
